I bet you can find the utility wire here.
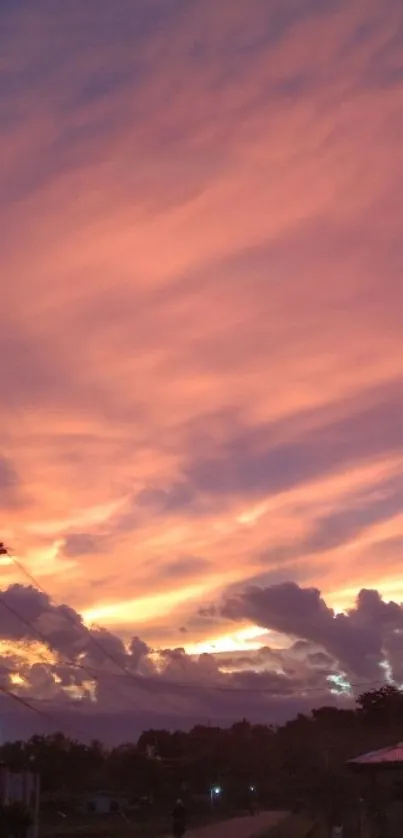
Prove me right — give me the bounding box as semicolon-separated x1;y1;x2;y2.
3;545;185;716
5;547;151;687
0;683;50;720
67;666;390;696
2;544;138;677
1;544;396;701
0;592;148;710
0;543;182;715
0;548;153;713
0;682;98;741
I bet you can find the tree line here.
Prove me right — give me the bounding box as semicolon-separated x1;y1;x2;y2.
1;686;403;813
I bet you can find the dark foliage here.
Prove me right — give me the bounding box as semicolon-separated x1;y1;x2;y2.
1;686;403;813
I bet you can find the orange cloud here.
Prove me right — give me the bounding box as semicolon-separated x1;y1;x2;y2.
1;0;403;659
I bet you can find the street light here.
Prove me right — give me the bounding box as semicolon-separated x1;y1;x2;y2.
210;786;221;807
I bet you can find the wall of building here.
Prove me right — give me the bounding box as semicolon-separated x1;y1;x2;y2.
0;766;40;838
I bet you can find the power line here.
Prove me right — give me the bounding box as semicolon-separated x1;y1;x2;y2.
0;683;96;743
6;548;150;686
70;666;389;697
0;592;148;710
0;543;187;719
0;590;101;681
2;544;135;677
0;545;396;702
0;547;153;713
0;682;100;741
0;593;69;660
3;547;186;716
0;683;49;720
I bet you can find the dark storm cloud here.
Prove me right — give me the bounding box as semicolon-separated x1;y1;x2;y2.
221;582;403;681
129;636;149;670
0;585;87;655
3;581;400;713
2;581;403;743
0;585;140;671
217;642;335;680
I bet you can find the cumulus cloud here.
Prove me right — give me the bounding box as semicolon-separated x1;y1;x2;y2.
2;0;403;670
0;582;333;735
1;581;402;741
221;582;403;682
129;636;149;670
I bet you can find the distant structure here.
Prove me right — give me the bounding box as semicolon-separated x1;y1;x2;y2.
0;765;40;838
78;790;129;815
348;743;403;838
349;744;403;767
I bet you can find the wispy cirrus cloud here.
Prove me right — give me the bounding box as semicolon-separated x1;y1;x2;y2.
1;0;403;669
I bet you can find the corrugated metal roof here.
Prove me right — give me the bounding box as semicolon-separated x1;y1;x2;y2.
350;744;403;765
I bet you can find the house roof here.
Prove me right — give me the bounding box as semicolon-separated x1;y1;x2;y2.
349;744;403;767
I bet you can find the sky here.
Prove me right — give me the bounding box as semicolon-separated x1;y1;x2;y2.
1;0;403;740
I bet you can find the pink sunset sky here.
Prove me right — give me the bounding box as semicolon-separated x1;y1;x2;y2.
1;0;403;738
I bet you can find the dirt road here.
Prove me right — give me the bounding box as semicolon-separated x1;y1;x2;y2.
176;810;287;838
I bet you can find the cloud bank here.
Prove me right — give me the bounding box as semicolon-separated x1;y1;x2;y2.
1;0;403;685
1;581;402;741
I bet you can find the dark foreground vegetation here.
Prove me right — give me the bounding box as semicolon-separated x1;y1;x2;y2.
2;686;403;831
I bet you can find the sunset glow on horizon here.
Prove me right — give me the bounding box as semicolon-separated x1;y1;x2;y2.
2;0;403;734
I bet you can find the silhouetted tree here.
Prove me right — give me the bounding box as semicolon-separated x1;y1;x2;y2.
1;686;403;815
